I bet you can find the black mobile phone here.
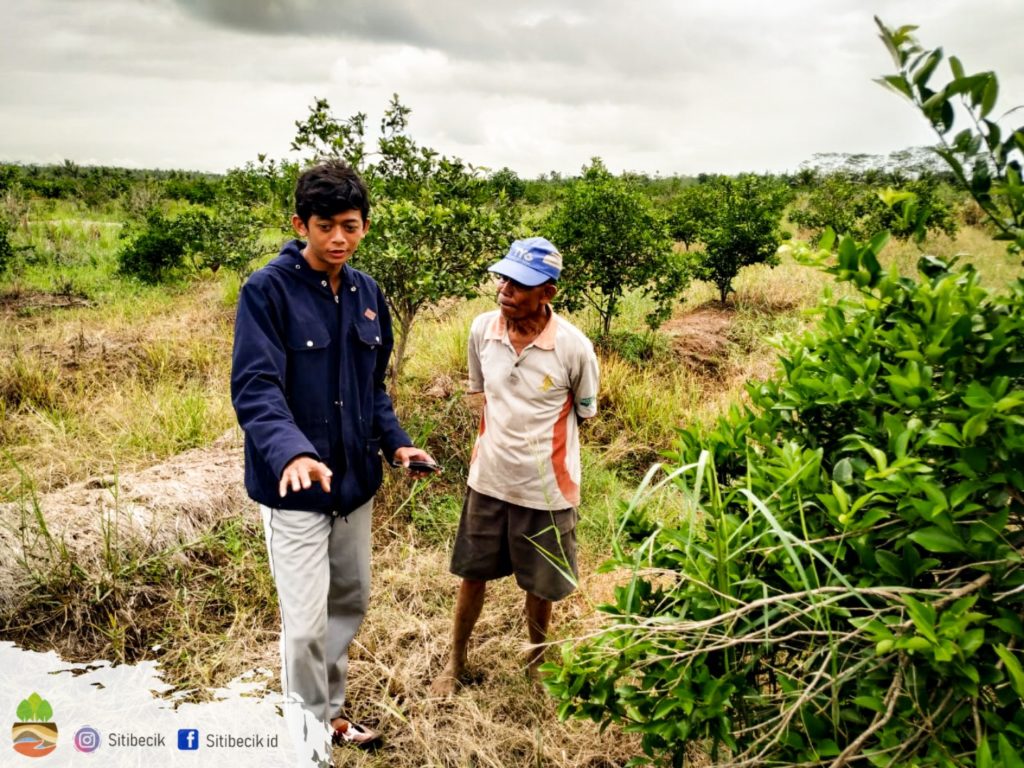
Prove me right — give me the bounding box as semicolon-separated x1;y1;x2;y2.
391;458;442;473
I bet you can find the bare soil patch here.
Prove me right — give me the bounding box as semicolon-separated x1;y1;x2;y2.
0;429;248;606
662;302;736;373
0;288;93;317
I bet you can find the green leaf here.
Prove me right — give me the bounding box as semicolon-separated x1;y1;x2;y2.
913;49;943;87
998;733;1024;768
902;636;931;653
875;550;904;580
908;526;965;553
904;595;938;642
995;645;1024;699
833;457;854;485
960;628;985;657
981;74;999;118
978;736;994;768
853;695;885;713
962;412;990;441
878;75;913;100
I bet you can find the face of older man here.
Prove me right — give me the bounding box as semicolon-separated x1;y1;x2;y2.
494;275;556;323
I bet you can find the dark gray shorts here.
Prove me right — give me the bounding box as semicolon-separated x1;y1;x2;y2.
450;488;578;601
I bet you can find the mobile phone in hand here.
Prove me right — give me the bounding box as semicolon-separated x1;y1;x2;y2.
390;458;442;473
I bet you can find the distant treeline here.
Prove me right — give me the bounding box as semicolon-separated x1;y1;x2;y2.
0;161;223;207
1;145;956;210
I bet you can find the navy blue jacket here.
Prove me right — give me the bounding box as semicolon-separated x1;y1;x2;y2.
231;240;411;513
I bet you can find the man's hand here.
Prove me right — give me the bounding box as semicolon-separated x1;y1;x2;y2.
393;446;440;478
279;456;332;498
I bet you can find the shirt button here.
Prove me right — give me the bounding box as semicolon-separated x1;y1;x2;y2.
350;286;357;292
321;280;328;287
294;264;300;269
306;340;314;347
375;336;380;342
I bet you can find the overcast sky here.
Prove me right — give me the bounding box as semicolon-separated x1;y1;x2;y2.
2;0;1021;178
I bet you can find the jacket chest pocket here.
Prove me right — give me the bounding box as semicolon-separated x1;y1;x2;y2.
354;317;382;350
284;321;332;439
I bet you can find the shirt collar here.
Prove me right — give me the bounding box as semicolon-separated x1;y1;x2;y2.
485;309;558;350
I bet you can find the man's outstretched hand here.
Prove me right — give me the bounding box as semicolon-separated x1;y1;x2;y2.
393;446;441;478
279;456;333;497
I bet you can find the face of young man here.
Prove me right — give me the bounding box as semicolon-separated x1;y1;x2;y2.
495;275;556;323
292;210;369;275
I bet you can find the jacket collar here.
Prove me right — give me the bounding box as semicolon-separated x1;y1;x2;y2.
271;240;358;292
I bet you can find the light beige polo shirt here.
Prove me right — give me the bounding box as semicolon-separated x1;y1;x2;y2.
467;308;599;510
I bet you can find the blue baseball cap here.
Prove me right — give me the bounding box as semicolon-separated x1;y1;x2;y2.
487;237;563;286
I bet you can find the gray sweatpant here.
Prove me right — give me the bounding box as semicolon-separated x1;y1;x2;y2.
261;500;372;767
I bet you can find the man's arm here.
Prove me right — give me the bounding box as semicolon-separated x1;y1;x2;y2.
571;341;600;422
369;285;415;461
231;280;321;484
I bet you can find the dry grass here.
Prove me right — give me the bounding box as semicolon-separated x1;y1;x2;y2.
0;278;236;496
335;530;643;767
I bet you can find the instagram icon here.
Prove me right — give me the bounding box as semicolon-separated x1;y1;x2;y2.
74;726;101;753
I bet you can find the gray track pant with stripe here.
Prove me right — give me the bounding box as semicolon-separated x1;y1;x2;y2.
261;500;372;766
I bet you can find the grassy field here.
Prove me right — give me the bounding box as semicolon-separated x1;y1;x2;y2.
1;199;1020;766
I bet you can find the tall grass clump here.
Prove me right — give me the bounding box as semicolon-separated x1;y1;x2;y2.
588;354;705;470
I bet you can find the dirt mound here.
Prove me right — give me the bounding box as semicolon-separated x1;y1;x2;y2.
0;430;247;601
661;303;736;372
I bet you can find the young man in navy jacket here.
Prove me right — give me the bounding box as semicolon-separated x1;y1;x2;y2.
231;160;435;763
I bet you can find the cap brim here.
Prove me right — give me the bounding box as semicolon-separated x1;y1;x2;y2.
487;258;549;286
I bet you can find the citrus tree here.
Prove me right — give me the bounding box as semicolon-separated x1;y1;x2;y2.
543;158;686;335
692;174;792;303
790;172;958;244
875;17;1023;259
290;95;518;379
666;183;714;252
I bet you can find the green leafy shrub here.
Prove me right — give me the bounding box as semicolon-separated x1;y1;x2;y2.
544;158;687;335
0;219;14;276
545;231;1024;766
117;210;208;283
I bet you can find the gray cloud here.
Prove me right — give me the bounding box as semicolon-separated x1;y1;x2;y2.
1;0;1021;176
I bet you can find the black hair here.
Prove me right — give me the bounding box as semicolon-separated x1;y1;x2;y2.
294;160;370;224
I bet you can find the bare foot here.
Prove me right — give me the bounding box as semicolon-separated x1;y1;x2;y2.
429;667;461;696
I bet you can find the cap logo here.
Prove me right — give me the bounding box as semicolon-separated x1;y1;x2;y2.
510;244;534;262
542;252;563;270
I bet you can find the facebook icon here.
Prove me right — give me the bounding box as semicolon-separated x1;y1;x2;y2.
177;729;200;750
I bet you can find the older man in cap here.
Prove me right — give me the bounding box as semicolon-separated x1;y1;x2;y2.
431;237;600;695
